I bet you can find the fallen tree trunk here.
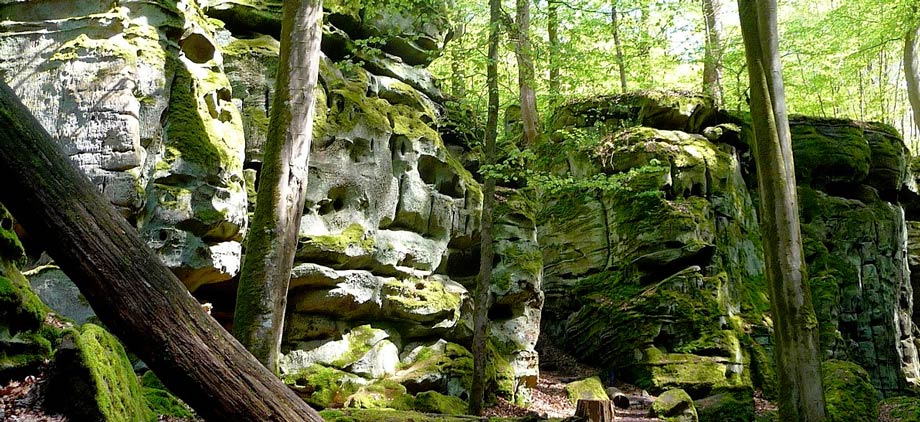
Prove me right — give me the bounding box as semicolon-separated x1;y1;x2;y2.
0;80;322;421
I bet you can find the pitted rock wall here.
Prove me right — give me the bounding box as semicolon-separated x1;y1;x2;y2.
538;94;920;398
1;0;542;408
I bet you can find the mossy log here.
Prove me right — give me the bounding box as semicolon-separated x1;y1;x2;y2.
575;399;615;422
0;80;322;421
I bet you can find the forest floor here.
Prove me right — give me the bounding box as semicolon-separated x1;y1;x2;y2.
0;343;798;422
482;343;664;421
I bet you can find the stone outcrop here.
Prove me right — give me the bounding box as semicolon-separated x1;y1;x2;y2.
538;92;920;398
1;0;541;408
0;1;247;291
6;0;917;409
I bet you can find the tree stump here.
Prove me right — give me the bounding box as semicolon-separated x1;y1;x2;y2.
575;399;615;422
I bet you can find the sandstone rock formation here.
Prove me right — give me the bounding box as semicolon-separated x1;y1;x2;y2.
537;92;920;397
0;0;541;407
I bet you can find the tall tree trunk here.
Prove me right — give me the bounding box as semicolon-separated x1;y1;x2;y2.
0;80;323;421
548;0;560;107
906;24;920;134
611;2;628;93
450;11;467;99
737;1;827;421
470;0;500;414
233;0;324;373
702;0;724;107
755;0;792;178
514;0;539;145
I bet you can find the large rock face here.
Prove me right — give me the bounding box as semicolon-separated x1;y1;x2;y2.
0;1;247;290
538;93;920;398
1;0;540;407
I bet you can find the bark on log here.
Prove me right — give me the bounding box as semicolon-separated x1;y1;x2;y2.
575;399;615;422
0;80;322;421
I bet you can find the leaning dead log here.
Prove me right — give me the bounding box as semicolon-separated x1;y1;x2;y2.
0;81;322;421
575;399;616;422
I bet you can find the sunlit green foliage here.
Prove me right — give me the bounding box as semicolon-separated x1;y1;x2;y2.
432;0;920;151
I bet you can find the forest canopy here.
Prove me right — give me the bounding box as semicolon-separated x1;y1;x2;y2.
427;0;920;149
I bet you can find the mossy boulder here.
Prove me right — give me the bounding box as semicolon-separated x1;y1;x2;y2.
0;221;52;381
822;359;879;422
695;386;754;422
140;371;195;419
629;347;742;398
0;271;46;336
391;339;514;401
650;388;698;422
344;379;414;409
319;408;477;422
406;391;469;415
880;396;920;421
549;91;715;135
45;324;154;422
283;363;365;408
564;376;609;405
280;325;397;378
790;119;872;187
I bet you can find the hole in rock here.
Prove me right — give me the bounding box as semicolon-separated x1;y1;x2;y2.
180;32;216;64
488;303;514;320
418;155;463;198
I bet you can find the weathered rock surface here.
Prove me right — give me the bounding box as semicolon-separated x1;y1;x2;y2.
0;206;52;382
1;0;539;408
45;324;154;422
539;93;920;398
0;1;247;290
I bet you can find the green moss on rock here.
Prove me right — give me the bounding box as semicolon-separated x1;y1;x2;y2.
300;223;376;255
822;359;878;422
790;121;871;186
564;376;609;405
345;379;413;409
650;388;698;422
46;325;154;422
162;65;243;175
408;391;469;415
696;387;754;422
0;274;46;335
140;371;195;418
284;363;363;408
0;204;24;264
880;396;920;421
318;408;481;421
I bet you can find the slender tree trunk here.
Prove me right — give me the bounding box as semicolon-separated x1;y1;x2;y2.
906;24;920;134
548;0;560;107
702;0;724;107
611;2;628;93
233;0;324;373
754;0;793;178
0;81;322;421
737;1;827;421
470;0;500;414
450;12;467;99
514;0;539;145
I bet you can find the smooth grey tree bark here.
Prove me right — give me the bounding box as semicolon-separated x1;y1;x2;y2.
737;0;827;421
611;2;628;93
233;0;324;373
906;23;920;134
470;0;500;414
703;0;724;107
548;0;560;106
514;0;539;145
